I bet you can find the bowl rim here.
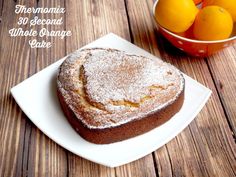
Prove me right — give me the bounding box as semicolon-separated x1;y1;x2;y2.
152;0;236;44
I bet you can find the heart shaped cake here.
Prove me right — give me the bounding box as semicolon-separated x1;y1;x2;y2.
57;48;185;144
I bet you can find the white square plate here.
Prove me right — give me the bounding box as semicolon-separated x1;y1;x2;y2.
11;33;212;167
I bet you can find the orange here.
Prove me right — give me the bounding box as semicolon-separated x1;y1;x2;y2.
203;0;236;21
193;6;233;40
155;0;199;33
193;0;202;5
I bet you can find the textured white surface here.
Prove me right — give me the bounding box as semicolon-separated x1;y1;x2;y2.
11;33;211;167
58;48;184;128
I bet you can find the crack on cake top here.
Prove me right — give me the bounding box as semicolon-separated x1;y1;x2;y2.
83;49;180;111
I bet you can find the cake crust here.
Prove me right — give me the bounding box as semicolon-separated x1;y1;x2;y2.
57;48;185;144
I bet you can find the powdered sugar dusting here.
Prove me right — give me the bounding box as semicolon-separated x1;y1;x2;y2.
57;48;184;129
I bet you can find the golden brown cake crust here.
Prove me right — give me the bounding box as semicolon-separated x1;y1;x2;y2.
57;88;184;144
57;48;185;144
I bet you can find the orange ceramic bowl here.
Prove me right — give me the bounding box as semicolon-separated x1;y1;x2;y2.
153;0;236;57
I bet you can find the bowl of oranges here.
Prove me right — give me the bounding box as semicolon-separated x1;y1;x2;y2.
153;0;236;57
